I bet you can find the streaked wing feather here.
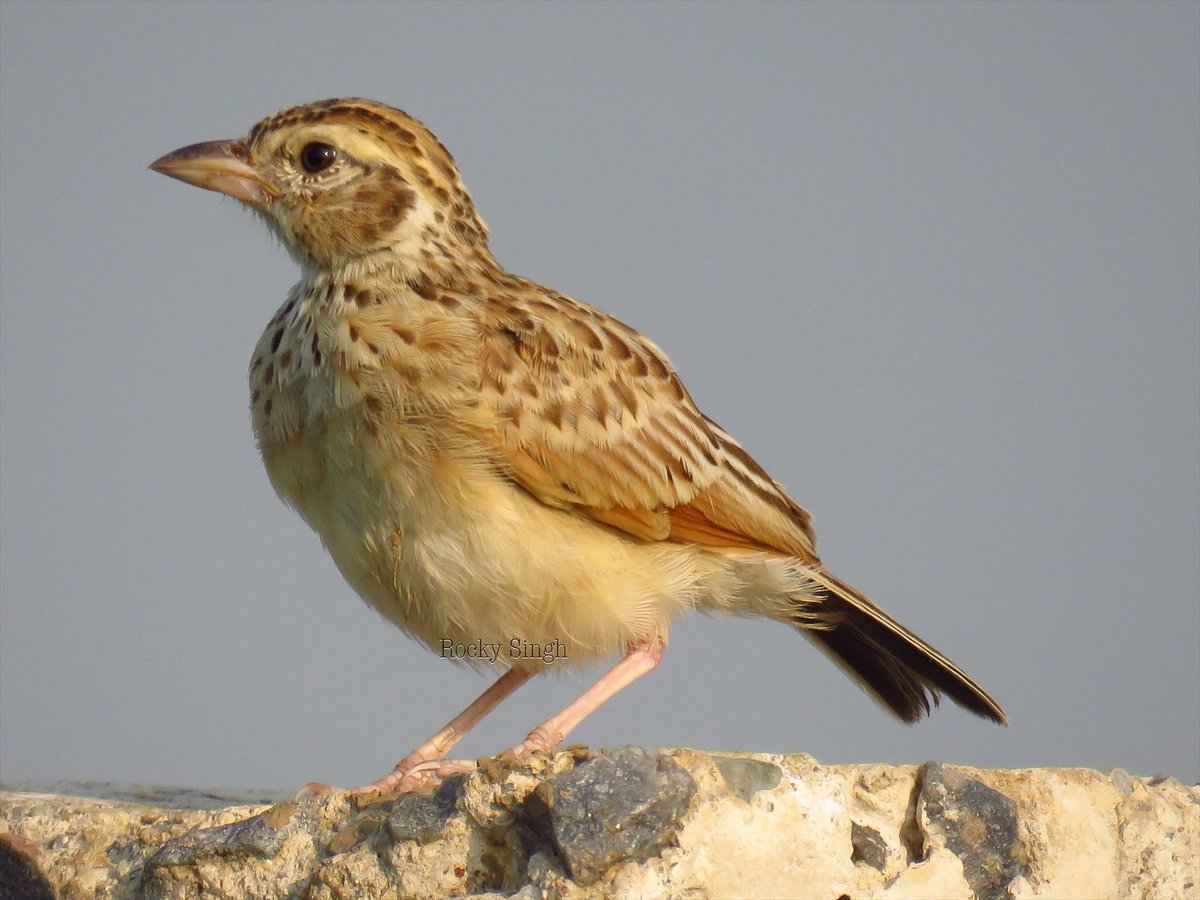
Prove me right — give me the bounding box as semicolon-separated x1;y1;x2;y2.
477;288;818;561
671;421;818;560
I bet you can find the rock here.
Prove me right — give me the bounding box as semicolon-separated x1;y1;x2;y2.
711;754;783;803
522;746;696;885
851;820;889;873
0;832;55;900
1;750;1196;899
915;762;1021;900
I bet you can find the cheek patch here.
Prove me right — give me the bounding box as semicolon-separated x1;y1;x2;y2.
338;168;417;249
350;170;417;244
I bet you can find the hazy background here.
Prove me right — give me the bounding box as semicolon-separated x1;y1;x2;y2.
2;2;1197;791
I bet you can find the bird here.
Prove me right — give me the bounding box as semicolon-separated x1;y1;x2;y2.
150;98;1006;794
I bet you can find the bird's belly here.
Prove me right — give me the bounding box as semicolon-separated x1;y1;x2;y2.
259;413;704;670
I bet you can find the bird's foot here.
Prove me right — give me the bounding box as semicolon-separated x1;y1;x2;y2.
374;757;477;794
296;757;477;799
502;724;563;762
296;781;340;798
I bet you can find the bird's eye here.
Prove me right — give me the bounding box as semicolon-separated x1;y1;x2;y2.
299;142;337;174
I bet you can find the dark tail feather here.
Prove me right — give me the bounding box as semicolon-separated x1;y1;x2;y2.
798;569;1008;725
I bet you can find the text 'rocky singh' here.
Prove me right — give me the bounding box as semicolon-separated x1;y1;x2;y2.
440;638;568;665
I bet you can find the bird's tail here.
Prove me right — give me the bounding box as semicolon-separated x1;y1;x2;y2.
791;567;1008;725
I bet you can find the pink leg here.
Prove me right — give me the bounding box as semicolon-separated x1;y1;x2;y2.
299;667;536;796
508;638;664;759
362;666;536;793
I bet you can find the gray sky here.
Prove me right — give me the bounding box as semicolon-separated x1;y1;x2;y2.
2;1;1197;791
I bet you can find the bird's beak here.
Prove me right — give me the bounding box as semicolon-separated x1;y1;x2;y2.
149;140;277;209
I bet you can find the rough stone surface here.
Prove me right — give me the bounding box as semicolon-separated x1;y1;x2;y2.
2;750;1197;899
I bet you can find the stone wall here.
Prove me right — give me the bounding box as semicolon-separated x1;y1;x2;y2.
1;748;1196;899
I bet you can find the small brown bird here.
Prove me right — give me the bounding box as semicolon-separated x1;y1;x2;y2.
151;98;1006;793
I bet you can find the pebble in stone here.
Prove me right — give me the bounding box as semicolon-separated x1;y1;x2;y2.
850;821;889;873
523;746;697;885
712;756;782;804
386;777;462;844
0;833;55;900
918;762;1021;900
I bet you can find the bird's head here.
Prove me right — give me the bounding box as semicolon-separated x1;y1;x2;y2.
151;98;492;278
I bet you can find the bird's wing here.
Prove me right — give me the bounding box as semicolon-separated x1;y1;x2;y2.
476;287;818;561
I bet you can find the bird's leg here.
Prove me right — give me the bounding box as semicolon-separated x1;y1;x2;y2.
303;667;535;797
506;638;664;759
365;666;536;793
301;640;663;796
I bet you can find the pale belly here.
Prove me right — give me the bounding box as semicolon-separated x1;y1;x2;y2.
258;412;711;671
